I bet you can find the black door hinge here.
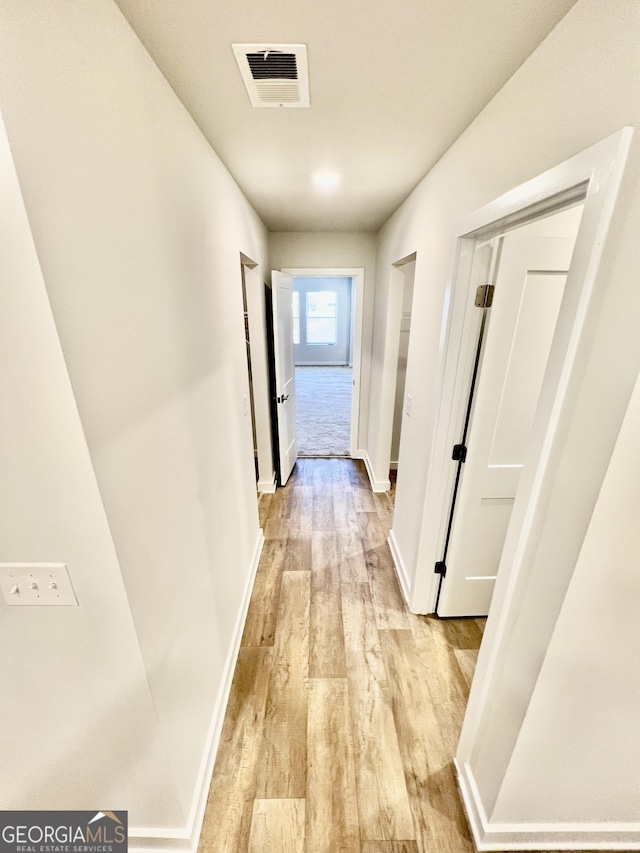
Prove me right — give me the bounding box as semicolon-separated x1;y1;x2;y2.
434;561;447;577
475;283;495;308
452;443;467;463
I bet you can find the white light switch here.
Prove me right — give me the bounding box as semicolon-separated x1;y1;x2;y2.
0;564;78;606
405;393;413;417
243;394;249;417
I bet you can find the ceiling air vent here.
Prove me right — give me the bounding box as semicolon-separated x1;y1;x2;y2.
232;44;310;108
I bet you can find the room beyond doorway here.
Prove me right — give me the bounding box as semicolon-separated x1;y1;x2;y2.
293;276;351;457
295;365;352;456
282;267;365;458
293;276;352;364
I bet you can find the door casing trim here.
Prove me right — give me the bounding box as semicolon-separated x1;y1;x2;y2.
411;128;634;616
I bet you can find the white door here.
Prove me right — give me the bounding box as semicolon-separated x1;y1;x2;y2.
271;271;298;485
437;210;582;617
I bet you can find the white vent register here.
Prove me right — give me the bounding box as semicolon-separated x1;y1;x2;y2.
232;44;310;107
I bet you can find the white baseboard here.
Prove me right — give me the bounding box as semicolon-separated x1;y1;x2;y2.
129;529;265;853
350;449;365;460
455;759;640;850
363;451;391;493
388;530;411;605
258;472;276;493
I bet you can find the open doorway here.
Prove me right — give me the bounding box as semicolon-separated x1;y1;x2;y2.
434;204;584;616
240;263;259;482
281;266;365;460
390;255;416;493
293;276;352;456
240;256;276;494
399;129;635;624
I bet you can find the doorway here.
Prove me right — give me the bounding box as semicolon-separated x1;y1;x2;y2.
434;205;584;616
240;257;276;493
282;267;365;459
405;129;634;621
240;263;259;482
450;129;638;852
390;256;416;484
292;276;352;457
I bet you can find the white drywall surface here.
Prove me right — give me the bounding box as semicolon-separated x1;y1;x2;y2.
492;369;640;823
0;0;269;830
0;112;181;824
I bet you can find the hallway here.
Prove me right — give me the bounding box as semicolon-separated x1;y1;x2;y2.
198;459;483;852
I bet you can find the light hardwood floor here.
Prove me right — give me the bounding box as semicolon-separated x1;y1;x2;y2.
199;459;484;853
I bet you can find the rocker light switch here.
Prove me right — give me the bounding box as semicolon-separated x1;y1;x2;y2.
0;564;78;606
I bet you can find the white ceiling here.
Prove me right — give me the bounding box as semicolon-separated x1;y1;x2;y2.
113;0;577;232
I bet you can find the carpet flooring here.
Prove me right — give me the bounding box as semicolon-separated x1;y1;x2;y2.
295;366;352;456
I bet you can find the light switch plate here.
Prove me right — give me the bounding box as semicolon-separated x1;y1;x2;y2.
405;393;413;417
0;563;78;606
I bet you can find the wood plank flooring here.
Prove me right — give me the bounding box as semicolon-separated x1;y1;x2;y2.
199;459;484;853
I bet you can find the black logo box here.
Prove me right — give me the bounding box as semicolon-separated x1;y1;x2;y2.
0;812;127;853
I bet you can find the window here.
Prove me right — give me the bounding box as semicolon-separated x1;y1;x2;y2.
292;291;300;344
306;290;337;345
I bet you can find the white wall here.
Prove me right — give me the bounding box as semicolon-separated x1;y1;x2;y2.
491;368;640;826
0;108;182;829
0;0;269;842
269;232;376;452
375;0;640;601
